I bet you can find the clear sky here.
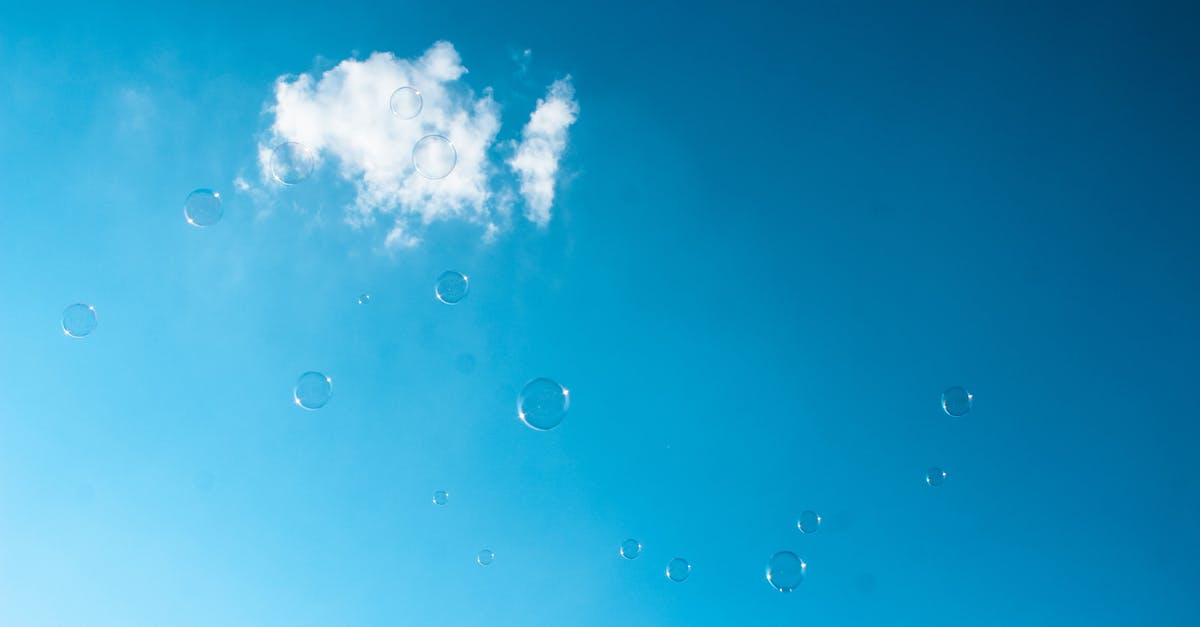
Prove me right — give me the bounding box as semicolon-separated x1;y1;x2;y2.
2;1;1199;625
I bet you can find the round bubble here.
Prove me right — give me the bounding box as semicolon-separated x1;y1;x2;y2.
926;467;947;487
942;386;973;417
184;189;222;227
357;293;372;305
476;549;494;566
270;142;316;185
797;510;822;534
293;371;333;410
517;378;570;431
389;86;423;119
666;557;691;582
432;490;448;505
435;271;469;304
766;551;806;592
620;539;642;560
412;134;457;179
62;303;98;338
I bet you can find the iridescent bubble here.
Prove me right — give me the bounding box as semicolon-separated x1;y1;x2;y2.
183;188;222;227
412;134;457;179
766;551;806;592
941;386;973;417
270;141;316;185
620;539;642;560
926;467;947;487
432;490;448;505
62;303;98;338
797;510;822;534
476;549;494;566
517;378;570;431
357;293;372;305
666;557;691;582
435;271;469;304
293;371;332;410
389;86;423;119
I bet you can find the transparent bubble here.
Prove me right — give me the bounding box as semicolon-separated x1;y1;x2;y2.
270;142;316;185
620;539;642;560
666;557;691;582
766;551;806;592
926;467;947;487
941;386;973;417
357;293;372;305
413;134;457;179
476;549;494;566
797;510;822;534
389;86;423;119
435;271;469;304
62;303;98;338
517;378;570;431
184;189;222;227
293;371;332;410
432;490;448;505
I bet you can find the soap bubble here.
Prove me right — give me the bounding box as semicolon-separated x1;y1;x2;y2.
357;293;372;305
293;371;332;410
476;549;494;566
941;386;973;417
184;189;222;227
62;303;98;338
432;490;448;505
517;378;570;430
797;510;821;534
766;551;806;592
389;86;423;119
620;539;642;560
413;134;457;179
435;271;469;304
666;557;691;582
926;467;947;487
270;142;316;185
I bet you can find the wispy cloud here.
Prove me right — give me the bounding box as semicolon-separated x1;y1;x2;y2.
255;42;578;248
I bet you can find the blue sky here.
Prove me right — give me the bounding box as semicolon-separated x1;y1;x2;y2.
2;1;1199;625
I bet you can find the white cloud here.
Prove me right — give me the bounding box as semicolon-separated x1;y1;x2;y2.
256;42;578;248
508;78;579;227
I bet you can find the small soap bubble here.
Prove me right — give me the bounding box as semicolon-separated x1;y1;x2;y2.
435;271;469;304
62;303;98;338
184;189;222;227
389;86;423;119
926;467;947;487
666;557;691;582
517;378;570;431
620;539;642;560
357;293;372;305
270;141;316;185
941;386;973;417
766;551;806;592
413;134;457;179
293;371;333;410
797;510;822;534
476;549;494;566
432;490;448;505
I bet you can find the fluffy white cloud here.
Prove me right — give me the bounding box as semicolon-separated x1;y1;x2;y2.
256;42;578;248
508;78;579;227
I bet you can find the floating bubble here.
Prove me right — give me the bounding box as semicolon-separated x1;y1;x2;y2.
389;86;423;119
476;549;494;566
413;134;457;179
62;303;98;338
926;467;947;487
432;490;448;505
666;557;691;582
183;189;222;227
293;371;332;410
620;539;642;560
435;271;469;304
517;378;570;431
270;141;316;185
941;386;973;417
797;510;822;534
357;293;372;305
766;551;806;592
